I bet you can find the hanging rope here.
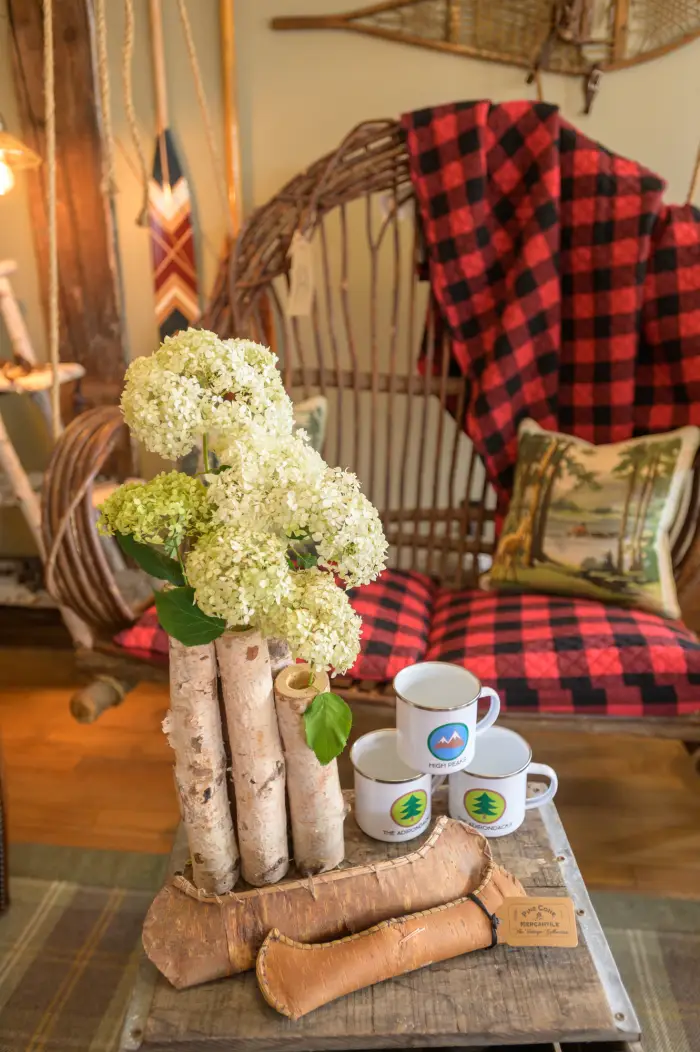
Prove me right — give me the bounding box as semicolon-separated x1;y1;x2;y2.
44;0;61;439
122;0;150;225
95;0;117;196
687;141;700;206
176;0;232;236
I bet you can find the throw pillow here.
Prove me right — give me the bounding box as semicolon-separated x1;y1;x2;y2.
292;395;327;452
489;419;700;619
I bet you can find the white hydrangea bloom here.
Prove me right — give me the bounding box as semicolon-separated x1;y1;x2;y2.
121;356;205;459
120;330;294;460
186;526;292;626
117;325;386;669
209;432;387;588
306;467;388;588
262;569;362;673
207;431;327;533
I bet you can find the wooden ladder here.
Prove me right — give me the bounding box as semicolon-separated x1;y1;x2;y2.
0;259;91;645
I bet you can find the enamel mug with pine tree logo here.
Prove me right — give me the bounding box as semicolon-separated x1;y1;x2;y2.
350;729;444;843
448;727;558;838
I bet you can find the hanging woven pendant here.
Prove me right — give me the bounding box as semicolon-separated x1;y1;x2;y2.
272;0;700;78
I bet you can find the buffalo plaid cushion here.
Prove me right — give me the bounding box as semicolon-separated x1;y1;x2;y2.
426;589;700;717
114;569;437;680
114;605;168;664
346;569;437;680
401;102;700;510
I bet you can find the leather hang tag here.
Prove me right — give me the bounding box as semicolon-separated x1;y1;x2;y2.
496;896;579;947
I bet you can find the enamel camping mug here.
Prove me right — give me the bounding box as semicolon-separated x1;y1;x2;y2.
393;663;501;774
448;726;558;838
350;729;445;843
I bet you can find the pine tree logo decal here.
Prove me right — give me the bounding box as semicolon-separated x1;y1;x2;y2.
464;788;506;825
390;789;428;828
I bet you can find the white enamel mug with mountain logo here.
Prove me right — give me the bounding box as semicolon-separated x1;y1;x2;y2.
350;729;445;843
448;726;558;838
393;663;501;774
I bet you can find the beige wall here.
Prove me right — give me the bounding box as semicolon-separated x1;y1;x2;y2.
1;0;700;552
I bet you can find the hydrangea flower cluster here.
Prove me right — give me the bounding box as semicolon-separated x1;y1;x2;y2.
206;433;386;589
98;472;210;556
121;329;293;460
185;526;292;628
101;330;388;672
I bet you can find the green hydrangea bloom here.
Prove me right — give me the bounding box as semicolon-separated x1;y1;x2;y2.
98;472;211;557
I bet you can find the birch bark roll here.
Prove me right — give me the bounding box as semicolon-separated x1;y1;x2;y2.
164;638;240;893
216;629;290;886
274;664;345;875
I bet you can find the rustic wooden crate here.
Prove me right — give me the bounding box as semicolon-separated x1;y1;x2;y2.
120;797;641;1051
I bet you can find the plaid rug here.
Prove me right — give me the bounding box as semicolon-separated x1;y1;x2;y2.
0;845;697;1051
0;846;167;1052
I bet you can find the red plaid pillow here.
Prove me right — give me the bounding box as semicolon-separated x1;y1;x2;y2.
346;569;437;681
114;606;168;664
114;569;437;680
426;588;700;717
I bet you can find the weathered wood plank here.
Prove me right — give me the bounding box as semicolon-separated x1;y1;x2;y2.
7;0;127;401
126;799;640;1050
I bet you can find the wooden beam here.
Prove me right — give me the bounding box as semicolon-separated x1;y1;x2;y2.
612;0;630;62
7;0;128;406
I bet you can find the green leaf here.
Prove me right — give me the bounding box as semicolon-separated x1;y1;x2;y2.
116;533;186;586
154;586;226;646
303;691;353;766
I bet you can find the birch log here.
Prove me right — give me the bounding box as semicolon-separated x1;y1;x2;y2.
274;664;345;875
164;638;240;893
216;629;289;886
267;637;292;680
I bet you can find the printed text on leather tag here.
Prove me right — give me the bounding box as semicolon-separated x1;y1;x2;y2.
496;896;578;947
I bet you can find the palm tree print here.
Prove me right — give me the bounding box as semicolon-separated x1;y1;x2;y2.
492;423;691;616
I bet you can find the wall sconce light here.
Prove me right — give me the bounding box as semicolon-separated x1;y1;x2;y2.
0;115;42;197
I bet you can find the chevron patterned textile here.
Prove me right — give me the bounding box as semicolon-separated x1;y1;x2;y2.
149;129;200;340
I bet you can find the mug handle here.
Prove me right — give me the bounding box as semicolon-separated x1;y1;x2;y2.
430;775;446;792
475;686;501;735
524;763;558;810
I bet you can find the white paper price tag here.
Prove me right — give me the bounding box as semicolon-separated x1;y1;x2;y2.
286;230;314;318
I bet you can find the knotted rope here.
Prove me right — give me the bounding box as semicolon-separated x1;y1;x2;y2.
95;0;117;196
122;0;150;225
176;0;232;236
43;0;61;439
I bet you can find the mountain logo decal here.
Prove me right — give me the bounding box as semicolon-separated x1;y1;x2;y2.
427;722;469;761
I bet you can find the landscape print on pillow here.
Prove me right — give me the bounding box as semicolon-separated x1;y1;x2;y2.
490;420;700;619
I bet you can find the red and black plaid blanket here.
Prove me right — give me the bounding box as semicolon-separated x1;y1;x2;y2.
401;101;700;508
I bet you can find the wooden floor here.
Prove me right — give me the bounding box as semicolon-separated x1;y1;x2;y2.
1;646;699;896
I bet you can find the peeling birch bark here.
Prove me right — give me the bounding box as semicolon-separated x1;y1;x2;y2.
274;664;346;875
165;638;240;894
216;629;289;886
267;636;292;680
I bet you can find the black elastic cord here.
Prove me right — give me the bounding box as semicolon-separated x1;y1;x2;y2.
468;892;500;948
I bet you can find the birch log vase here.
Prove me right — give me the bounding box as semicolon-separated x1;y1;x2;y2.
164;638;240;893
274;664;346;875
216;630;290;886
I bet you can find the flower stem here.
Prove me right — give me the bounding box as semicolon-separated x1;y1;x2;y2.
177;547;188;584
308;663;315;689
202;433;210;473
